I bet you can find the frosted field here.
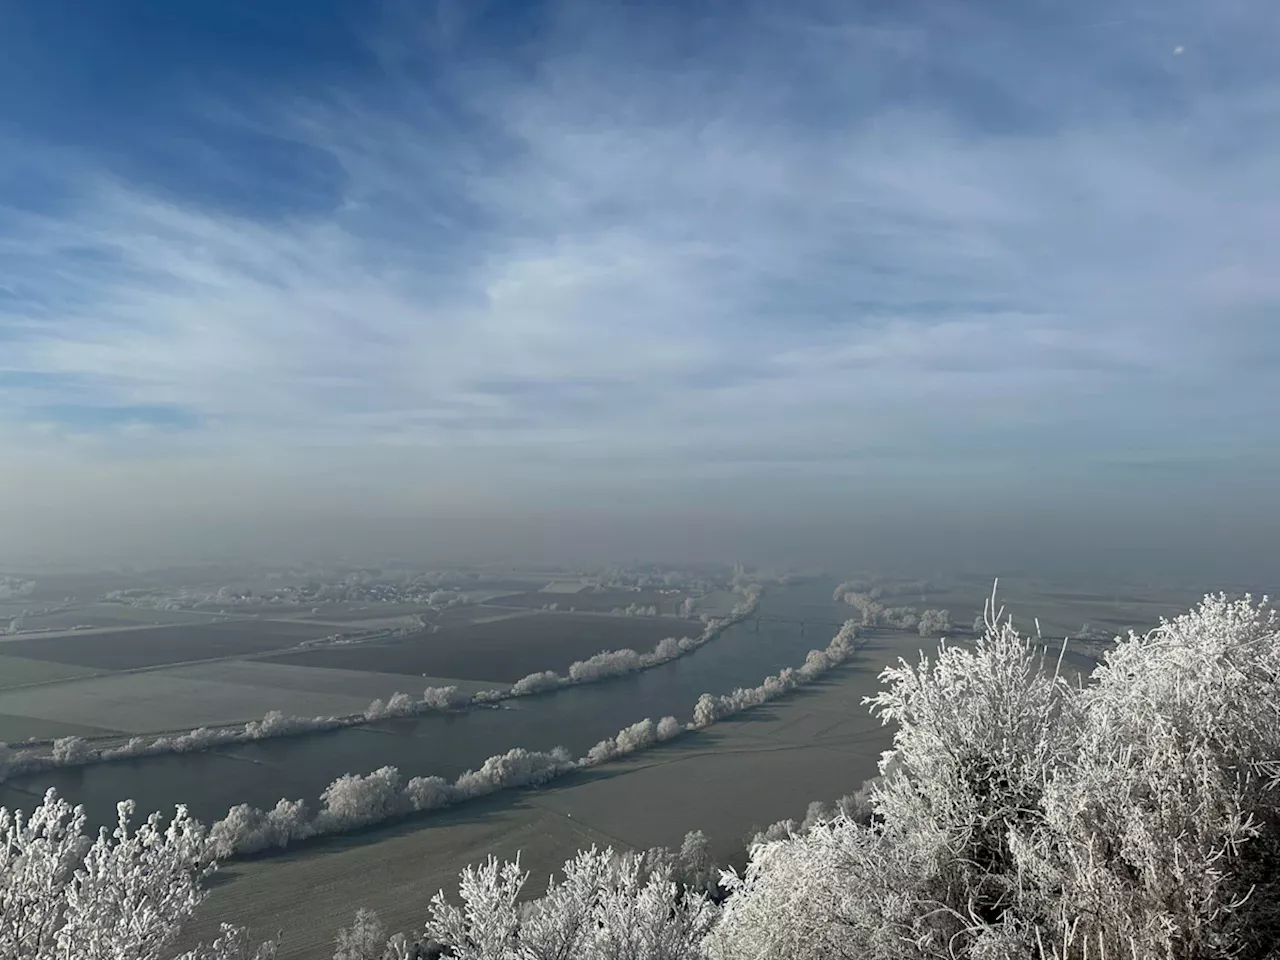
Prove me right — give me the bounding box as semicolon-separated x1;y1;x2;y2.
163;660;502;698
1;619;341;670
0;654;103;690
692;589;745;617
0;660;502;738
10;604;228;631
0;712;119;741
268;612;702;683
538;580;591;594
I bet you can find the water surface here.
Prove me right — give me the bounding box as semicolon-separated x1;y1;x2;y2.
1;580;860;828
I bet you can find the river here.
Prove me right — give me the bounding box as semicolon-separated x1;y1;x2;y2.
0;579;857;830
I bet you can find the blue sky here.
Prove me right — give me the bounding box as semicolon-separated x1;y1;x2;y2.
2;0;1278;569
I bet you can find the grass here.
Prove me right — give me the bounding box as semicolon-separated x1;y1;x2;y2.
265;612;704;683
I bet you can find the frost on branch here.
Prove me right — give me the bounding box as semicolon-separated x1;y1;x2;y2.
0;788;272;960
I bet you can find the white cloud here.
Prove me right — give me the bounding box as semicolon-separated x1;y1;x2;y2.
1;0;1278;559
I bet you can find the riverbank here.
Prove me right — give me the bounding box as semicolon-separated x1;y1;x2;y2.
188;631;917;960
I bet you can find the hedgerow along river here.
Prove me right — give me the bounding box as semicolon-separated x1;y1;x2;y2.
0;579;867;830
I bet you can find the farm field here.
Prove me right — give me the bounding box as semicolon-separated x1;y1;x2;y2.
538;579;591;594
163;660;500;698
265;612;704;683
442;578;553;595
489;588;686;614
293;603;437;623
189;661;896;960
0;660;501;737
0;712;120;741
0;654;104;690
8;604;228;631
0;619;342;670
692;589;746;617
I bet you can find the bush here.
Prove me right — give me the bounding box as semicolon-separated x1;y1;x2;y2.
709;593;1280;960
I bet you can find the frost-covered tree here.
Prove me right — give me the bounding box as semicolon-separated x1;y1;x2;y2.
568;648;644;683
916;607;951;636
50;736;91;764
709;592;1280;960
423;848;716;960
648;636;683;663
676;830;718;897
882;607;919;631
209;798;312;858
422;686;472;711
316;766;408;832
655;716;683;741
332;908;420;960
510;670;561;696
0;789;273;960
844;592;885;626
453;747;574;800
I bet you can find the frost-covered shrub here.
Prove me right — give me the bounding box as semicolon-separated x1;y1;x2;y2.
453;747;575;800
51;736;92;764
510;670;562;696
244;709;331;739
422;685;472;711
315;766;408;832
586;737;619;765
405;776;455;812
710;592;1280;960
423;847;717;960
585;719;662;766
385;692;418;716
655;715;683;741
614;718;656;753
209;799;313;858
568;648;644;682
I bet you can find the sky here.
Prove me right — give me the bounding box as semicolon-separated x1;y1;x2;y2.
1;0;1278;577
